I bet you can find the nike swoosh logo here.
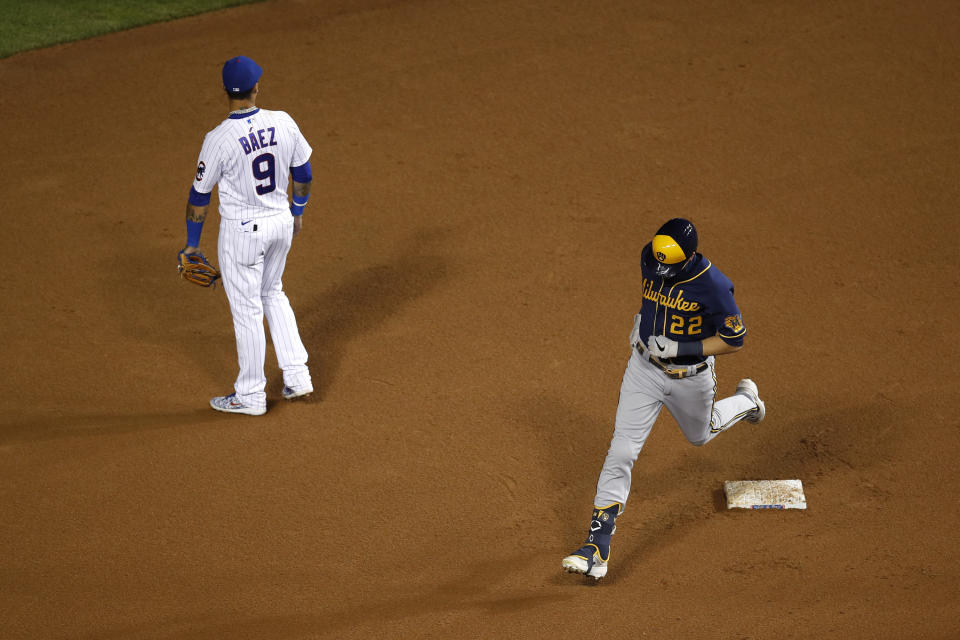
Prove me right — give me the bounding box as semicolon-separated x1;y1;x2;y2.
241;220;251;226
656;337;666;349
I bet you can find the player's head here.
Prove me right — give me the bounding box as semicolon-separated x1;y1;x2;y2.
647;218;698;278
222;56;262;100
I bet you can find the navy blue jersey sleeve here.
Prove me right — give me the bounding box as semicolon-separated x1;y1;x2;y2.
707;270;746;346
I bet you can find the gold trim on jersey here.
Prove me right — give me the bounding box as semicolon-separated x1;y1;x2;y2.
663;260;713;336
671;259;712;286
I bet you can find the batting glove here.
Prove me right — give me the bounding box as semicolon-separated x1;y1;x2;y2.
646;335;679;359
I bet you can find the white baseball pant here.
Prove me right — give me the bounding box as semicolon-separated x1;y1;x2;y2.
593;348;757;508
218;213;311;410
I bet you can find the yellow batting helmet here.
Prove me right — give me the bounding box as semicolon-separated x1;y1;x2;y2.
645;218;698;278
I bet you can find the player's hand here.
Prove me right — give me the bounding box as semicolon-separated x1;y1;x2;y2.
182;245;199;255
293;215;303;237
646;335;679;359
629;313;642;347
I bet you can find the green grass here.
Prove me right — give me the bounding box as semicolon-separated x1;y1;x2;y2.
0;0;264;59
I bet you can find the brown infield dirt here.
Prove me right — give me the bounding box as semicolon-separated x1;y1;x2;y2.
2;1;959;638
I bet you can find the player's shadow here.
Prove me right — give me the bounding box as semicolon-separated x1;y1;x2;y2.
0;409;225;446
293;227;452;400
78;553;570;640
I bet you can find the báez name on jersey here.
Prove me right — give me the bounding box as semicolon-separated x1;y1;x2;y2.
641;278;701;312
238;127;278;155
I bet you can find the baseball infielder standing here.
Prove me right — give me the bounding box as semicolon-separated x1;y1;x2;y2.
182;56;314;416
562;218;766;579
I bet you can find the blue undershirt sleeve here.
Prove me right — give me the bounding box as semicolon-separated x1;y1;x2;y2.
188;186;212;207
290;161;312;184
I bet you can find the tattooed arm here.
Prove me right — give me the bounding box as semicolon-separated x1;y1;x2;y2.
291;179;311;237
184;201;209;255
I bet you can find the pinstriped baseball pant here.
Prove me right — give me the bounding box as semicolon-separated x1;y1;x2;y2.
218;213;311;409
593;348;756;509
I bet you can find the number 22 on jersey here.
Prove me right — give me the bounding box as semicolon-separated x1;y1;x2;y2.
670;314;702;336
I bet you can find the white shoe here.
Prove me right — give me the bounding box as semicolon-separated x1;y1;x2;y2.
562;545;609;580
735;379;765;423
282;385;313;400
210;393;266;416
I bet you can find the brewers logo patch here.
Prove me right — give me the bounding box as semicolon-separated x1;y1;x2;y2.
724;314;744;333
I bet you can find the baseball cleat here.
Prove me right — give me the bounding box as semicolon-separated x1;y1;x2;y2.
735;379;765;423
210;393;266;416
562;545;608;580
562;503;620;580
282;385;313;400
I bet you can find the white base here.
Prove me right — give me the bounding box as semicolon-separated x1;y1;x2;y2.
724;479;807;510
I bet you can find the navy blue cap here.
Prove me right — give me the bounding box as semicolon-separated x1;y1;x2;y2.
222;56;262;93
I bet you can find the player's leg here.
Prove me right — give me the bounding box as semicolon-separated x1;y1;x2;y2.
594;351;665;507
563;349;664;579
261;214;312;397
217;219;269;412
667;361;764;446
712;377;765;430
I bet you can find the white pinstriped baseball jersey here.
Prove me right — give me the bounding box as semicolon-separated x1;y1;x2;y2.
193;107;312;219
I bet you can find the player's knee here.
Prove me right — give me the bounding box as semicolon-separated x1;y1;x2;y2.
678;421;714;447
686;427;717;447
607;436;641;465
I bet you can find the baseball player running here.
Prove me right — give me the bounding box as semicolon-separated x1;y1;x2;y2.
562;218;766;579
182;56;314;416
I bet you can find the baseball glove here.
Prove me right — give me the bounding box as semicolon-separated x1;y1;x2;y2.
178;249;221;288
